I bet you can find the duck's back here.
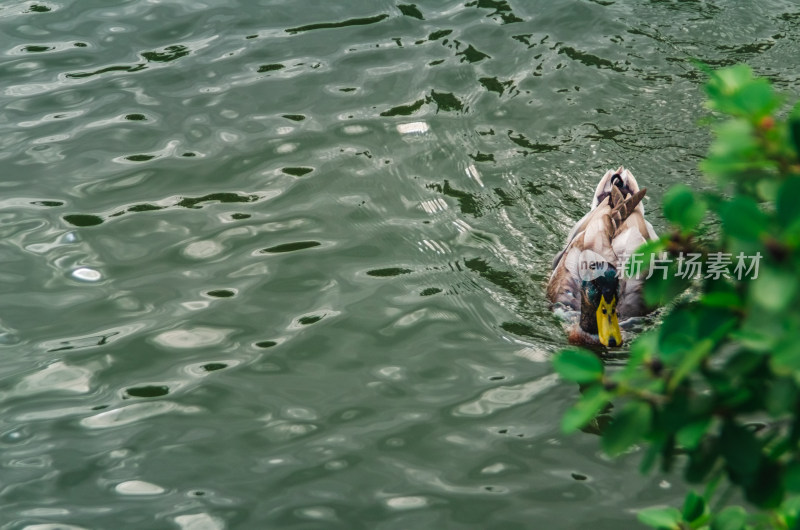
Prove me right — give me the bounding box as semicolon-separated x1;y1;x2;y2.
547;167;657;319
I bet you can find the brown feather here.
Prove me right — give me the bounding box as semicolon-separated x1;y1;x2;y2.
611;185;625;206
548;168;656;328
609;187;647;236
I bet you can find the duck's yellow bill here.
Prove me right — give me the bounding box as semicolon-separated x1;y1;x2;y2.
596;295;622;347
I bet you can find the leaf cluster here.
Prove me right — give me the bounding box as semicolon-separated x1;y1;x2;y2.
554;65;800;529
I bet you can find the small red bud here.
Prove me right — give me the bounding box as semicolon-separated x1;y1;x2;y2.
758;116;775;130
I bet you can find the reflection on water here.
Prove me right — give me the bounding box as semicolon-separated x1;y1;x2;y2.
1;0;799;527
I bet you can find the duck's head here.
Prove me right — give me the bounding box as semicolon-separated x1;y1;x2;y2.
579;266;623;347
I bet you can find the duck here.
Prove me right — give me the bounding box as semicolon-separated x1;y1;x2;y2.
547;167;658;347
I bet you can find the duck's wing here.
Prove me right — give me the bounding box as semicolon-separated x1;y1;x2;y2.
610;187;658;318
551;208;592;270
548;197;618;309
551;167;630;269
548;184;650;311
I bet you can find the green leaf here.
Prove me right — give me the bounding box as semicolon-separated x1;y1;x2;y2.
789;101;800;157
682;490;707;523
710;505;748;530
749;267;799;313
723;350;766;378
670;339;715;391
658;310;698;363
783;509;800;530
642;276;670;308
771;339;800;379
561;385;611;434
766;377;798;416
791;99;800;121
784;493;800;510
705;64;780;118
602;401;652;457
706;65;753;103
621;331;659;379
756;177;780;202
640;442;661;474
706;119;758;158
554;349;604;383
637;506;682;529
700;118;767;179
791;119;800;159
676;419;711;450
719;195;769;241
734;311;781;351
730;78;780;118
697;308;738;343
644;271;691;307
784;461;800;493
783;217;800;247
720;421;762;479
699;291;743;309
729;330;773;352
699;282;743;310
745;460;784;508
663;185;707;232
660;436;677;474
777;177;800;229
686;440;720;484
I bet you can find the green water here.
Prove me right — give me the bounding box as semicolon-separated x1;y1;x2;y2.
2;1;799;528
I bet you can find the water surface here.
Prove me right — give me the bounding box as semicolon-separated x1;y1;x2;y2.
2;1;800;528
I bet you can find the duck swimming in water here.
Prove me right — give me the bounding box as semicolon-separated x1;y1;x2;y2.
547;167;658;347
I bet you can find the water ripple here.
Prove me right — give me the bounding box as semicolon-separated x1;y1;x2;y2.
1;0;798;527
